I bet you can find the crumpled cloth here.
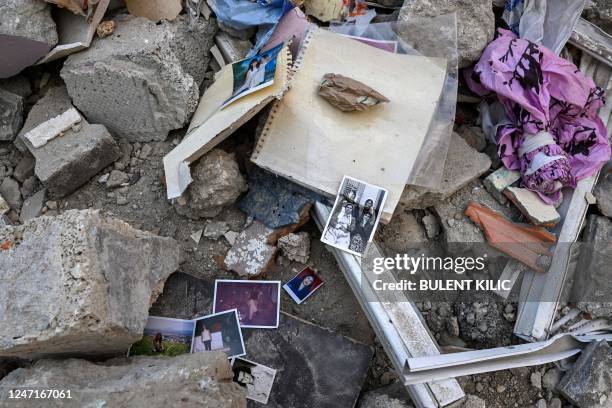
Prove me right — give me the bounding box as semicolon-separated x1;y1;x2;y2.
466;29;611;205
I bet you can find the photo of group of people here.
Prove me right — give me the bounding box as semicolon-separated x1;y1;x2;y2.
213;280;280;328
222;42;284;109
321;176;388;256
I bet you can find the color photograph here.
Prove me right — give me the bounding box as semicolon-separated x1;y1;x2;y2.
283;267;324;304
222;42;284;109
191;309;246;359
213;280;281;329
129;316;195;357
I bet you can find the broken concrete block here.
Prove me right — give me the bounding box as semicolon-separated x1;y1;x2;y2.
318;73;390;112
0;210;180;359
0;75;32;98
19;188;45;222
0;88;23;141
358;393;412;408
0;352;246;407
558;340;612;408
572;215;612;318
61;14;218;142
594;171;612;218
0;177;21;211
400;133;491;210
433;180;518;256
106;169;130;189
278;232;311;264
504;187;561;227
23;107;82;148
239;168;321;229
174;149;247;219
224;230;239;245
398;0;494;68
15;86;76;152
203;221;230;240
0;0;58;78
32;121;121;198
483;167;521;205
13;154;35;183
224;221;277;277
243;312;372;407
380;211;428;252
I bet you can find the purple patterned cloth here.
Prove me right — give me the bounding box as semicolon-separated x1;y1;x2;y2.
466;29;611;205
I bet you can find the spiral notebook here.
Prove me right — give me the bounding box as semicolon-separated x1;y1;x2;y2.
251;28;447;223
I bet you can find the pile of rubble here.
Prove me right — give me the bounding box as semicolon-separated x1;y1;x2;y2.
1;0;611;407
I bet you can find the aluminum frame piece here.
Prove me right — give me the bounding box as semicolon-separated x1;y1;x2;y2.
569;18;612;67
312;202;464;408
513;55;611;342
404;334;612;385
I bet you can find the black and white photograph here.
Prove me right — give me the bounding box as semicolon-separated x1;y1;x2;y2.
221;42;284;109
283;266;324;304
213;280;281;329
191;309;246;359
321;175;387;256
232;357;277;404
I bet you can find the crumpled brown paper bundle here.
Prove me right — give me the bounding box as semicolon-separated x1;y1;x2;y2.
318;73;389;112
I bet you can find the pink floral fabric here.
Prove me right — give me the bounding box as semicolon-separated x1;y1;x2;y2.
466;29;610;205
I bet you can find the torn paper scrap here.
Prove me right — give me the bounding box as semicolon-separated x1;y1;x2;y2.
318;73;389;112
125;0;182;22
23;108;82;148
45;0;86;15
465;201;556;273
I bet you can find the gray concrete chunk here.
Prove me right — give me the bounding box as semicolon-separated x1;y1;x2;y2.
19;188;45;222
61;14;217;142
32;121;121;198
0;0;58;78
558;340;612;408
0;353;246;407
400;133;491;210
0;210;180;359
0;89;23;141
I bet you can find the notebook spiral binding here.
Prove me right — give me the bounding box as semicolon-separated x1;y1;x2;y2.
252;27;317;161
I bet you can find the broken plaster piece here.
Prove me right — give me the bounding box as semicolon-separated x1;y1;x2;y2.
223;221;277;278
504;187;561;227
465;201;556;273
318;73;389;112
23;108;82;148
190;229;203;245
